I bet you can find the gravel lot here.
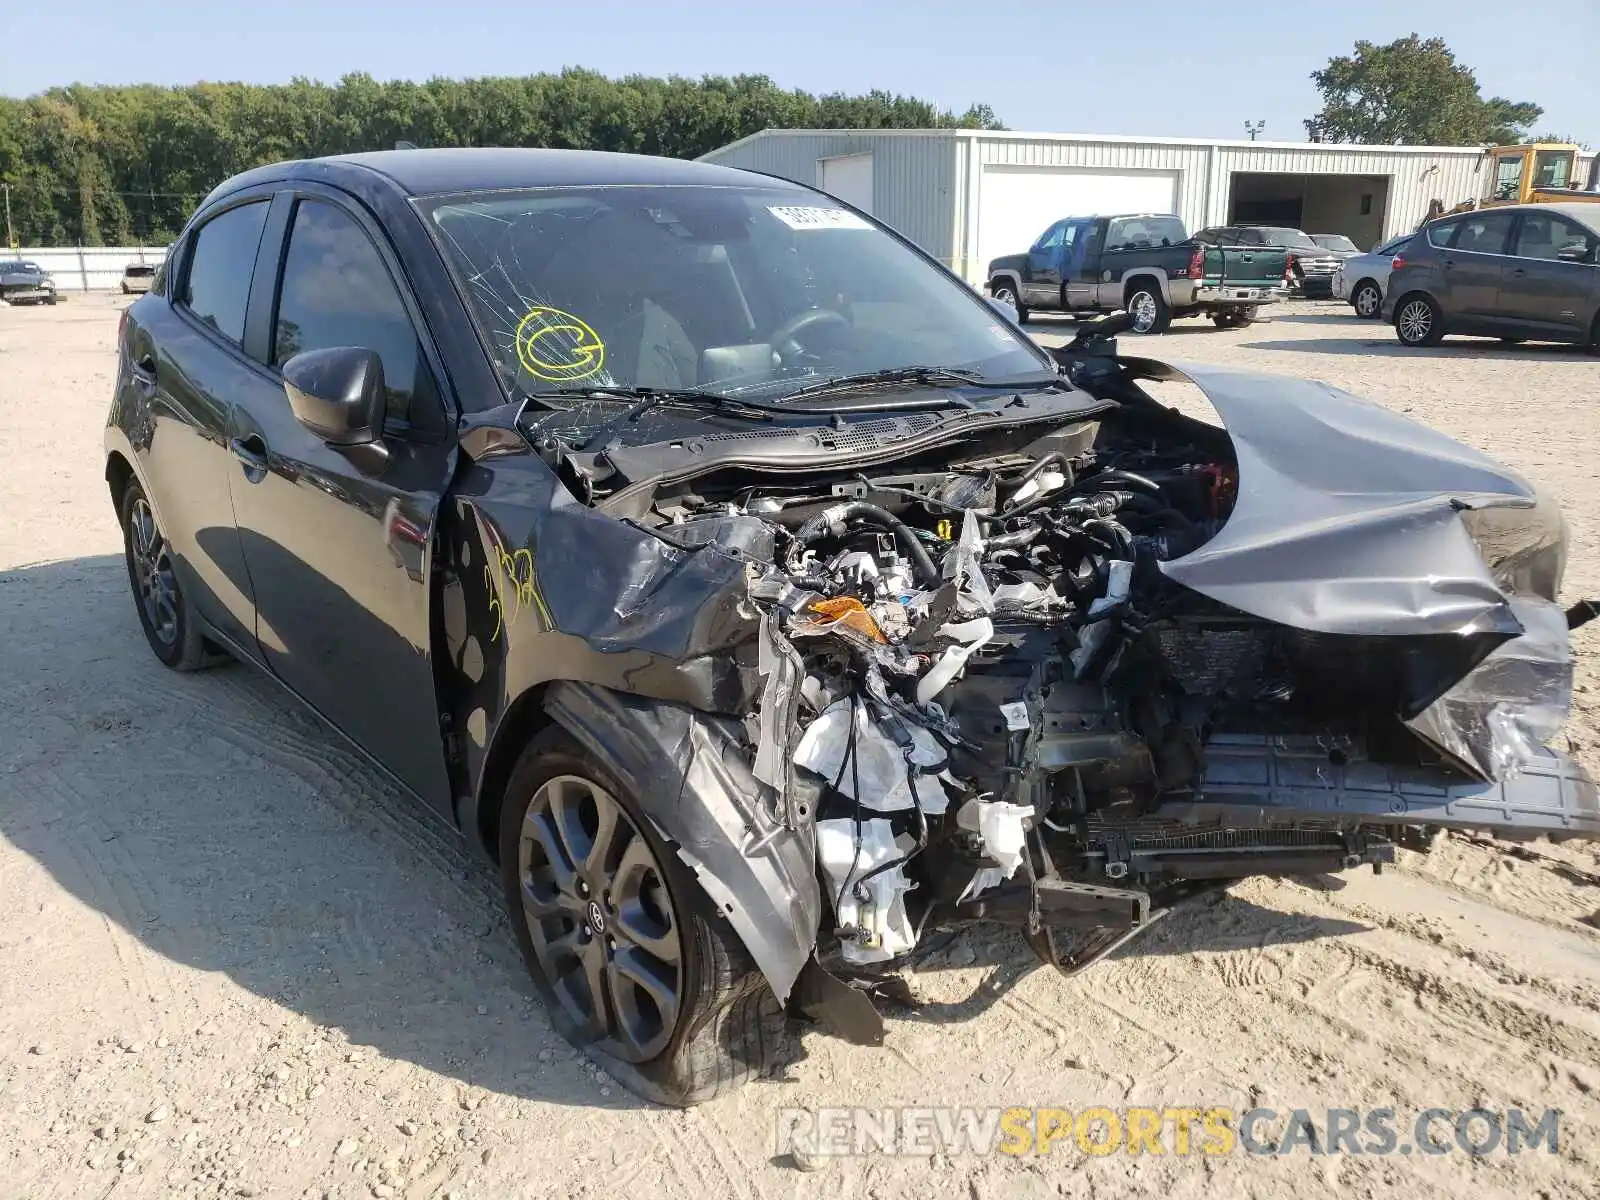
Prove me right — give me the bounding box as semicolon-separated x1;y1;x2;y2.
3;294;1600;1200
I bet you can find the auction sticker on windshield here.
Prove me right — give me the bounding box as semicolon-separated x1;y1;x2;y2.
767;206;873;231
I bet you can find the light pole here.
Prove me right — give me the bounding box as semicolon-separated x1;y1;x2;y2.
1244;121;1266;142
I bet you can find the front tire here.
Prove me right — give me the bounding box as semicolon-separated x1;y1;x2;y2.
1125;283;1171;335
1394;294;1444;347
989;279;1028;324
1351;280;1382;319
119;479;216;671
500;726;783;1106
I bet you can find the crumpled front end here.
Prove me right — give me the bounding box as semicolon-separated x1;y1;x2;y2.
704;358;1599;990
475;357;1599;1017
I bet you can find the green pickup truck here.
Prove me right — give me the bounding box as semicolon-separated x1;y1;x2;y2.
986;214;1290;333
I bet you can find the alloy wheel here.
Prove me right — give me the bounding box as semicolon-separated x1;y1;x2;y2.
128;497;179;646
1398;299;1433;344
1354;284;1380;318
993;285;1018;315
1129;291;1158;333
517;774;683;1062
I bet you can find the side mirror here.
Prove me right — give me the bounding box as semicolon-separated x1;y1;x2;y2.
1555;243;1588;263
282;347;386;445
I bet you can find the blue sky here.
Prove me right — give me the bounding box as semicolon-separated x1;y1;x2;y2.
4;0;1595;146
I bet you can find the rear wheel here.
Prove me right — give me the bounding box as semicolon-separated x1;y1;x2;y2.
500;726;783;1106
1351;280;1382;319
990;279;1028;324
1125;283;1171;335
119;479;216;670
1395;294;1444;347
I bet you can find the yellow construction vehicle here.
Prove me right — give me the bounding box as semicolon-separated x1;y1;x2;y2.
1419;142;1600;227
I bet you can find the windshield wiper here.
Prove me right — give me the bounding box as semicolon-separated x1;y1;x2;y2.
780;365;984;401
779;365;1065;402
526;386;777;451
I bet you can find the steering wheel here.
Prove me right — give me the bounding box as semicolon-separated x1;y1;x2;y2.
768;308;850;363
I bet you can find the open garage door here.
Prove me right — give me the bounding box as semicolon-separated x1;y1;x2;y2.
978;166;1179;277
1229;173;1392;251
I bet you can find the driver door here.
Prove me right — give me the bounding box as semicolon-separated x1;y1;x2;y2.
1023;221;1069;305
224;186;458;815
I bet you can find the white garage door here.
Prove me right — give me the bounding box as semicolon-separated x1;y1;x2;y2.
820;153;874;215
977;166;1180;277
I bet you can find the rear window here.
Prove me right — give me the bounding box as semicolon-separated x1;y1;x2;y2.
1450;211;1516;254
181;201;270;344
1257;228;1321;251
126;264;156;276
1104;216;1187;251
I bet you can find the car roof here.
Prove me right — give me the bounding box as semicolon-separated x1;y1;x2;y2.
1521;202;1600;230
205;147;803;206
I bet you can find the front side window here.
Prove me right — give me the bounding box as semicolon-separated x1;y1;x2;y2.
423;185;1049;409
1450;211;1516;255
1513;212;1598;263
1032;222;1068;251
182;200;269;344
273;200;440;433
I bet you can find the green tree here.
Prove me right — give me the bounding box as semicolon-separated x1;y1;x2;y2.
1305;35;1542;145
1;70;1005;246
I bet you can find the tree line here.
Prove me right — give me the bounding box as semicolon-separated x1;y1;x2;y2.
0;69;1004;247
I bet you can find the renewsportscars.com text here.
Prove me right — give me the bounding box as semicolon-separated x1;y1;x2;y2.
776;1105;1562;1159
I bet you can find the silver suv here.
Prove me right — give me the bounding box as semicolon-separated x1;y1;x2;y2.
1383;204;1600;348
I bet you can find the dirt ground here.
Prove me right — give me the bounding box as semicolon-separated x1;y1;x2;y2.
3;294;1600;1200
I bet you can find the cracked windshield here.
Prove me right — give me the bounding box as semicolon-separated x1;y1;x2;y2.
424;185;1047;411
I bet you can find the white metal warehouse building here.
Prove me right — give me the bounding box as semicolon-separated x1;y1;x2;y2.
700;129;1597;284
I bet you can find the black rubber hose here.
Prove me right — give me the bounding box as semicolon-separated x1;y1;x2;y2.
1013;451;1069;491
1079;468;1162;495
790;501;941;588
984;525;1042;551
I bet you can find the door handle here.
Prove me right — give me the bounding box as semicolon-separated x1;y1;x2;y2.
130;353;157;395
1510;267;1528;278
229;435;269;479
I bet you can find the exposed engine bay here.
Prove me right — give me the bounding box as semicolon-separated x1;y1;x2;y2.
649;419;1418;974
504;319;1598;1023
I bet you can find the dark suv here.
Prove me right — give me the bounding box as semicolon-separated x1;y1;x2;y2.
1384;203;1600;348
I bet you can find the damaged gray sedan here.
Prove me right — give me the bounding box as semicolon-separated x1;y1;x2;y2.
105;149;1600;1109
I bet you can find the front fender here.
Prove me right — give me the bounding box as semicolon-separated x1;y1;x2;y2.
543;681;821;1005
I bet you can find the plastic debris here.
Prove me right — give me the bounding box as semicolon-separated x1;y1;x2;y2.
792;699;953;815
816;817;917;964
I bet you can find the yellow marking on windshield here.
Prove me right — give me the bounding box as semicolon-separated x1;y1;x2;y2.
514;306;605;381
